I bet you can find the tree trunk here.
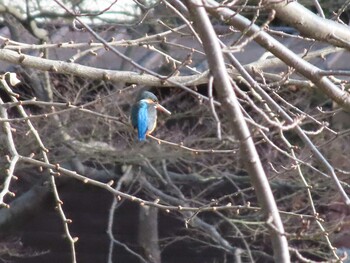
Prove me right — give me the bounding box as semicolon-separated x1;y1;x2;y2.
138;206;161;263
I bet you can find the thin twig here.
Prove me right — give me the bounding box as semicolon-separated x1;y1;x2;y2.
53;0;220;106
208;75;222;140
0;96;18;207
1;78;77;263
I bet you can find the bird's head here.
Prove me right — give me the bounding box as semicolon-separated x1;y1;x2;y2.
137;91;171;115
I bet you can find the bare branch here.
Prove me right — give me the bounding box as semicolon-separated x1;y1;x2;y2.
183;0;290;261
266;0;350;48
205;0;350;111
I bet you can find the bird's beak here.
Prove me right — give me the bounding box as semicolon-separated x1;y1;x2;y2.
156;103;171;115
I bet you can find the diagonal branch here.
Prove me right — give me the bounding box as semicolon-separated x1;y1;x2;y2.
183;0;290;262
205;0;350;111
266;0;350;49
203;0;350;206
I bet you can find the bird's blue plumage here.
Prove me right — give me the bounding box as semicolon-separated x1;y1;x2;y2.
131;91;168;141
136;101;148;141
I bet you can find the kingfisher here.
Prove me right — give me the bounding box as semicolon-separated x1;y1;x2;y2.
131;91;171;141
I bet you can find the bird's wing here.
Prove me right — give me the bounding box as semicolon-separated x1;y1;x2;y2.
136;102;148;141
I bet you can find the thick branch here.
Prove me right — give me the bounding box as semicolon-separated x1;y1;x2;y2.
204;0;350;206
206;0;350;111
0;4;48;40
0;47;341;94
266;0;350;49
138;206;161;263
184;0;290;262
0;49;206;87
0;180;51;234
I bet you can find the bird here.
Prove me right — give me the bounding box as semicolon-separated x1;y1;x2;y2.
131;91;171;141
